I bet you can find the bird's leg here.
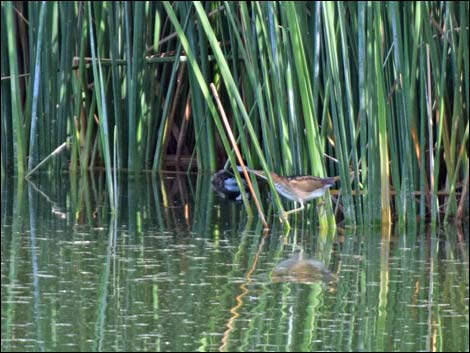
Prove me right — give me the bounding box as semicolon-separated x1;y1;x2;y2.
316;199;326;209
316;198;327;216
284;202;305;215
279;202;304;223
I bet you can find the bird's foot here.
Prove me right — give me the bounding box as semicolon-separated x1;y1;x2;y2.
279;211;289;223
316;199;326;209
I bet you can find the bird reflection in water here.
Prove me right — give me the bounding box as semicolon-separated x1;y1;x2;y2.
271;252;337;285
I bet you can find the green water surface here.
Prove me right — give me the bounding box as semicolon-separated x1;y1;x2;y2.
1;174;468;352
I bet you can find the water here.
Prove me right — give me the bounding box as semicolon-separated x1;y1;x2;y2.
1;173;469;352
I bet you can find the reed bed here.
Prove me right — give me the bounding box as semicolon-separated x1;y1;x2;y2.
1;1;468;224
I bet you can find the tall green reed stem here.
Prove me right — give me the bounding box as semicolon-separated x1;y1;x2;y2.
1;2;468;224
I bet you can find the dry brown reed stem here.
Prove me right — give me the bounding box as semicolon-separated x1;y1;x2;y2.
210;83;268;228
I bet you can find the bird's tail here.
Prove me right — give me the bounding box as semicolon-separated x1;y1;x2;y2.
333;169;360;183
326;176;338;186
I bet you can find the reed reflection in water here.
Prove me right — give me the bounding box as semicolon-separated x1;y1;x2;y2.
0;173;468;352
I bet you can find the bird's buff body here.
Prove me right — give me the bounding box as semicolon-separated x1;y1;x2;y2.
243;168;336;216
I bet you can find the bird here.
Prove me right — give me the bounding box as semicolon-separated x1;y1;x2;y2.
211;169;248;201
241;168;337;216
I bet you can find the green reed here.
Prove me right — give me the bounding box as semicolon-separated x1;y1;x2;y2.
1;1;468;225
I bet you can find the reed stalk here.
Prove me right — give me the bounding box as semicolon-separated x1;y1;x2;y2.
1;1;468;224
